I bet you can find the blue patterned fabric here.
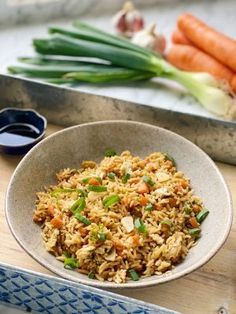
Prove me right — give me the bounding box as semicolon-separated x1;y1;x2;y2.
0;264;177;314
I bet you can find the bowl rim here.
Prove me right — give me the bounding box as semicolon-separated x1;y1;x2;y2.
5;120;233;289
0;107;47;148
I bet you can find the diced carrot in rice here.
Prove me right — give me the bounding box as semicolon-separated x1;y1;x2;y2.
88;178;101;186
50;216;63;229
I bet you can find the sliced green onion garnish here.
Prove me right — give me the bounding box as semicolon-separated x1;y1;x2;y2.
70;197;86;213
196;208;209;223
88;185;107;192
108;172;116;180
64;257;79;270
103;194;120;208
105;149;117;157
122;173;131;184
164;153;176;167
75;213;91;225
97;232;106;241
76;189;88;197
129;269;139;281
183;203;192;214
189;228;201;237
88;271;95;279
145;203;153;211
134;218;147;234
142;175;155;186
82;177;102;184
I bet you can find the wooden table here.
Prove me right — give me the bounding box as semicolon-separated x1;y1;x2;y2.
1;124;235;314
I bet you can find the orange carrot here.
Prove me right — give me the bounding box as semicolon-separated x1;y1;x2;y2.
139;195;148;206
88;178;101;186
192;204;201;214
132;234;140;246
166;44;236;92
189;217;199;228
51;216;63;229
178;13;236;72
172;28;191;45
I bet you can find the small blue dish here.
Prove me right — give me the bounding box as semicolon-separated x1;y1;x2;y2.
0;108;47;155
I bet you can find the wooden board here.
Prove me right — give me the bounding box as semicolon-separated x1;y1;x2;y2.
1;124;235;314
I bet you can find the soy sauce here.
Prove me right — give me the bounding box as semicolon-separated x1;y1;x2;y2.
0;123;40;146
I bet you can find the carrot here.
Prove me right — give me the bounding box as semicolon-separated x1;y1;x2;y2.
139;195;148;206
171;28;191;45
88;178;101;186
169;198;177;207
189;217;199;228
132;234;140;246
51;216;63;229
192;204;201;213
177;13;236;72
166;44;236;92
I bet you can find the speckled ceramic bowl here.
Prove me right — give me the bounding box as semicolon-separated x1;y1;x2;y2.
5;121;233;289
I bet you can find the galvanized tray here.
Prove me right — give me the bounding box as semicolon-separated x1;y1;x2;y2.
0;74;236;165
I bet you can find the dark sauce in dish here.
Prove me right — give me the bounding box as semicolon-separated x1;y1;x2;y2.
0;123;40;146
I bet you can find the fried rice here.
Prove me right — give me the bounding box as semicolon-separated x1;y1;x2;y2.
33;150;208;283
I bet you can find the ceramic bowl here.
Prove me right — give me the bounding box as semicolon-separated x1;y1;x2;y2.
5;121;233;289
0;107;47;155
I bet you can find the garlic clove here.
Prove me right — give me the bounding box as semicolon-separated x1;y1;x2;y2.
121;216;134;233
131;23;166;55
112;1;144;37
105;249;116;261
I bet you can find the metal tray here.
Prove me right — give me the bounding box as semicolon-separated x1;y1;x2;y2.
0;74;236;165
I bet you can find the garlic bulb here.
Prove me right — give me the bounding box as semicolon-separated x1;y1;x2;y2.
112;1;144;37
132;23;166;55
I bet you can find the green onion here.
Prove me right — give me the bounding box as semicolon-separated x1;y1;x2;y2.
74;213;91;225
11;22;236;118
105;149;117;157
70;197;86;213
108;172;116;180
103;194;120;208
145;203;153;211
196;208;209;223
64;257;79;270
129;269;139;281
88;185;107;192
97;232;106;241
143;175;155;186
183;203;192;214
122;173;131;184
189;228;201;237
164;153;176;167
134;218;147;234
88;271;95;279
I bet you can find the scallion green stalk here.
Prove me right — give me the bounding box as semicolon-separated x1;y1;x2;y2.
10;22;236;119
